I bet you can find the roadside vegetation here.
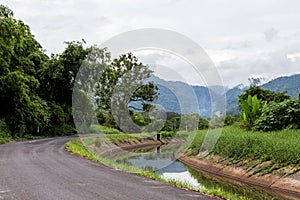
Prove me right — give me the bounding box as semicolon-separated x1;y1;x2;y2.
239;80;300;131
187;126;300;176
66;138;252;200
185;83;300;176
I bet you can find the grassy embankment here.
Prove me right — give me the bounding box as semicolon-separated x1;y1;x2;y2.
187;125;300;176
66;125;253;200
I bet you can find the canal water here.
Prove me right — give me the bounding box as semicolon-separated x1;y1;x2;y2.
111;145;293;200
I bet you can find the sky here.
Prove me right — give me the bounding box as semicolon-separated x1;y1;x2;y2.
2;0;300;88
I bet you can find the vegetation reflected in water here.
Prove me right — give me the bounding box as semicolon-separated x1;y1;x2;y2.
115;145;285;200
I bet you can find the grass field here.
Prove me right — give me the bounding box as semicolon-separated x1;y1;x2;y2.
187;126;300;175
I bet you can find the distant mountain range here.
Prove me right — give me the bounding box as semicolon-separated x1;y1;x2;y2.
150;74;300;118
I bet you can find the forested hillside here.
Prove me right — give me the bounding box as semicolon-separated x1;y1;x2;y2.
261;74;300;98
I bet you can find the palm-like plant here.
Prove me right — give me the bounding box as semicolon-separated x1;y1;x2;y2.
240;95;262;130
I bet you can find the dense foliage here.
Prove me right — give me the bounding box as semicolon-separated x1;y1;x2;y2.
0;5;208;138
254;98;300;131
238;85;291;104
0;5;51;136
0;5;159;138
239;85;300;131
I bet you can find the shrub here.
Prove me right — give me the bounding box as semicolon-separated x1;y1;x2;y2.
160;131;176;139
254;99;300;131
0;119;11;142
42;124;77;136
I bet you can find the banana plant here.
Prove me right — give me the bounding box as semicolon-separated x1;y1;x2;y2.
240;95;262;130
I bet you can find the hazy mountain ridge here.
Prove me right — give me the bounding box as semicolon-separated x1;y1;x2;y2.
261;74;300;98
151;74;300;117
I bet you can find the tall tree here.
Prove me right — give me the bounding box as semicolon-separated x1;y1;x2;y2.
95;53;158;130
37;41;93;135
0;5;50;135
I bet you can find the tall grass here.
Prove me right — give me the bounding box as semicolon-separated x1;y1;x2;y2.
187;126;300;175
89;125;123;134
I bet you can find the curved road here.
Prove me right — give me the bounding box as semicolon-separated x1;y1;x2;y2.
0;137;217;200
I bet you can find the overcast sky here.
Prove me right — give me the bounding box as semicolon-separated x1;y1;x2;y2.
2;0;300;87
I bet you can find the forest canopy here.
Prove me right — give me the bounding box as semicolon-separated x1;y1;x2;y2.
0;5;158;137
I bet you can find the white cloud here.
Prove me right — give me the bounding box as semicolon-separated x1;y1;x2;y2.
2;0;300;87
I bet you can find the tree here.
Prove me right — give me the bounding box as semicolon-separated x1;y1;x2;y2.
38;41;93;135
0;5;50;135
181;113;203;131
162;116;181;132
0;5;13;18
248;77;261;87
39;41;90;106
95;53;158;131
239;86;290;105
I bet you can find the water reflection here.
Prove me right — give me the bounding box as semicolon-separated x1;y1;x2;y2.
113;145;288;200
116;154;173;171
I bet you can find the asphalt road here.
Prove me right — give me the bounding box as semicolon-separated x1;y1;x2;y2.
0;137;218;200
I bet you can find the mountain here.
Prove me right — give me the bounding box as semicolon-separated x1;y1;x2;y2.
149;76;210;116
225;84;246;115
149;76;224;118
149;74;300;118
261;74;300;98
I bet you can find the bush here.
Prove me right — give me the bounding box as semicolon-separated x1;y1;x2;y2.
198;117;209;129
254;99;300;131
42;124;77;136
0;119;11;143
160;131;176;139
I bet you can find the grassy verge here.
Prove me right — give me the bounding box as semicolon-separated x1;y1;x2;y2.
0;136;11;144
65;137;252;200
0;134;48;144
88;125;179;140
89;125;123;134
187;126;300;176
81;133;154;148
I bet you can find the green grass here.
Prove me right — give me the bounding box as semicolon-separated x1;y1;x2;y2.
187;126;300;176
66;137;253;200
81;132;156;147
88;125;178;141
89;125;123;134
107;134;144;144
0;134;49;144
0;137;11;144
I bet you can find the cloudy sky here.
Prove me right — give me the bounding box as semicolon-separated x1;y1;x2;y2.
2;0;300;87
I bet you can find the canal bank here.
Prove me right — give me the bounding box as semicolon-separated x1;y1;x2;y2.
91;138;300;199
67;135;300;199
178;154;300;200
